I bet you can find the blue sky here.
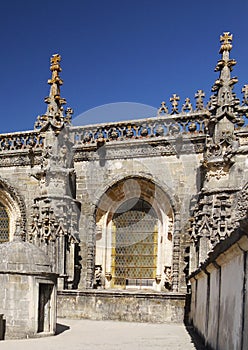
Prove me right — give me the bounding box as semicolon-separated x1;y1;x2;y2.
0;0;248;132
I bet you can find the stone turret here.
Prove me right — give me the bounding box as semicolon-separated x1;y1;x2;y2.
0;221;57;339
30;54;80;290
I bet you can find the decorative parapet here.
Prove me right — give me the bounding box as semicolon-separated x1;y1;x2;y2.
0;130;43;152
71;112;207;147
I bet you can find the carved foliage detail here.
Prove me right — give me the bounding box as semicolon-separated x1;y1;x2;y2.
237;184;248;221
190;192;235;248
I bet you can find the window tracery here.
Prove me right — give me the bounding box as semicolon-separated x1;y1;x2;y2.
0;202;9;243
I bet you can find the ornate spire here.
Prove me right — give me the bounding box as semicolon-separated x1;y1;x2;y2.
34;54;73;134
201;32;248;188
209;32;239;118
45;54;66;113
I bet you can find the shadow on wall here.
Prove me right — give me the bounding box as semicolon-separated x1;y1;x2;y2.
55;323;70;336
185;326;209;350
0;319;70;340
0;315;6;340
184;295;207;350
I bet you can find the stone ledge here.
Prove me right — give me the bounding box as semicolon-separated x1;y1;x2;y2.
58;289;186;299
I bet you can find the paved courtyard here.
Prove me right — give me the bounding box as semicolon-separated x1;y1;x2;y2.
1;318;205;350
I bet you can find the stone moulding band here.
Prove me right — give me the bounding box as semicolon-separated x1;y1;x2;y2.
57;289;186;299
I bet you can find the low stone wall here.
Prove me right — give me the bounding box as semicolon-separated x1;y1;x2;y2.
189;227;248;350
57;290;185;323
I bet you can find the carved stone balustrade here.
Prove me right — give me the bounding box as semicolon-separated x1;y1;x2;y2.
0;131;43;153
71;112;209;147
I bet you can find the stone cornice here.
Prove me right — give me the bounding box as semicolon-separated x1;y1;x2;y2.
0;149;42;167
73;134;206;162
58;289;186;300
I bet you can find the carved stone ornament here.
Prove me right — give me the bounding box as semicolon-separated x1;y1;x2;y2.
205;168;226;181
236;183;248;221
189;191;237;252
34;54;73;134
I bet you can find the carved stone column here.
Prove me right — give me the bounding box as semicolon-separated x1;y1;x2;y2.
86;204;96;289
172;212;180;292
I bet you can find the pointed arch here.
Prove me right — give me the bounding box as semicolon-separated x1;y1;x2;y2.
93;175;177;291
0;176;26;240
94;173;179;221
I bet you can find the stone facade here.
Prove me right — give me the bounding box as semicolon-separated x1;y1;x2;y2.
0;32;248;337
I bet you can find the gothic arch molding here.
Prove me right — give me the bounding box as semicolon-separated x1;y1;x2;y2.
89;174;181;291
93;172;180;216
0;176;26;239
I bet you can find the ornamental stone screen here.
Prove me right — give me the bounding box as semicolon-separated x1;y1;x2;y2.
111;198;158;289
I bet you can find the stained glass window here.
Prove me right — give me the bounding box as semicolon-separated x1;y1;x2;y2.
0;203;9;243
111;198;158;288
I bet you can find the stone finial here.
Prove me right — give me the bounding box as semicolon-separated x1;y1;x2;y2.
182;98;193;113
195;90;205;111
170;94;180;114
242;85;248;105
157;101;168;115
65;107;74;124
34;54;73;133
219;32;233;53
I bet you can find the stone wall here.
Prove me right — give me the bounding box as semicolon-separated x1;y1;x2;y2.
188;225;248;350
74;137;203;291
57;290;185;323
0;273;33;339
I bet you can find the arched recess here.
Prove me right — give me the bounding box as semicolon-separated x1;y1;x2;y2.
0;176;26;241
94;176;175;291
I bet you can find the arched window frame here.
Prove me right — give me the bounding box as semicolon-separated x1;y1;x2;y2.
95;178;174;291
0;189;22;242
